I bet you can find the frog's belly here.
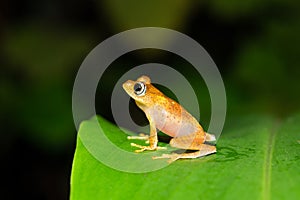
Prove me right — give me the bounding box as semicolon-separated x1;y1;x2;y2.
151;109;199;137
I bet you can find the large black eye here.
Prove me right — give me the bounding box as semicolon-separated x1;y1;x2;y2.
134;82;146;96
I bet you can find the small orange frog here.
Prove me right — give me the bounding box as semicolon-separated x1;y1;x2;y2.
123;75;216;162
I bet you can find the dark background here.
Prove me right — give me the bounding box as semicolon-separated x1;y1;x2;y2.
1;0;300;199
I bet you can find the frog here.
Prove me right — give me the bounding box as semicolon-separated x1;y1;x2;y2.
122;75;216;162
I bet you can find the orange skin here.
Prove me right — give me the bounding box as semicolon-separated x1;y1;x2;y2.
123;75;216;162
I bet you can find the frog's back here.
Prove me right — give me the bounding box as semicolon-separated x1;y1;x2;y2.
147;96;204;138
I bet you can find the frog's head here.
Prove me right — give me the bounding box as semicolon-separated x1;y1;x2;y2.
122;75;161;106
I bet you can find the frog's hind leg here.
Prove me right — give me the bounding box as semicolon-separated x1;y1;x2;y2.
205;132;216;142
153;133;216;162
153;144;216;163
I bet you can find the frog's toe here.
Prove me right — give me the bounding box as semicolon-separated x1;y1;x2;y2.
127;133;149;141
131;145;147;153
131;143;166;152
152;153;179;163
156;146;167;150
130;142;144;148
134;149;146;153
130;143;150;152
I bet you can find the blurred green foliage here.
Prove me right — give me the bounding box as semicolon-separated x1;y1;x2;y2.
230;16;300;115
2;0;299;153
0;0;299;158
2;23;94;152
100;0;195;31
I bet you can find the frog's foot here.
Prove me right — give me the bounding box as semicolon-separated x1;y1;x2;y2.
130;143;167;153
153;146;216;163
127;133;150;144
152;153;181;163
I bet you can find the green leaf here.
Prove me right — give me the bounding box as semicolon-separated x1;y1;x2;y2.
70;115;300;200
270;116;300;200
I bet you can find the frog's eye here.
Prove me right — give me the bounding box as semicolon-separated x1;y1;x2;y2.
134;82;146;96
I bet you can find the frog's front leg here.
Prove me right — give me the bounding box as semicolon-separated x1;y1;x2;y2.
129;116;166;152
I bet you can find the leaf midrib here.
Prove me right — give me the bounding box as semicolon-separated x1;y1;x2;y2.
262;121;280;200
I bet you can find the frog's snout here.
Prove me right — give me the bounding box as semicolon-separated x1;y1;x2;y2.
122;82;127;89
122;80;135;94
122;80;132;89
